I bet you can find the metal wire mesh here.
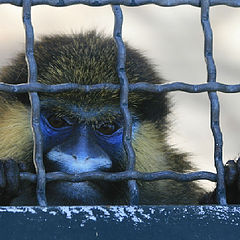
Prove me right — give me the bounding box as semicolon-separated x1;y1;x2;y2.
1;0;240;206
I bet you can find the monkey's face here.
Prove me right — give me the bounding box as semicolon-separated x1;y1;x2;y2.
39;98;136;205
0;32;169;205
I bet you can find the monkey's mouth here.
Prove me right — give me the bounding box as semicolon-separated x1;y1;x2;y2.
43;156;122;205
46;179;114;205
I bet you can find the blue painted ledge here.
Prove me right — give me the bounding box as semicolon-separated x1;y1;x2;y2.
0;205;240;240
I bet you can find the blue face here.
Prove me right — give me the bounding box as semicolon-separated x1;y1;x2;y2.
40;114;74;152
39;110;139;204
39;112;138;162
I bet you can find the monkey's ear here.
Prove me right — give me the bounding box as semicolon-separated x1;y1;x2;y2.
0;96;33;163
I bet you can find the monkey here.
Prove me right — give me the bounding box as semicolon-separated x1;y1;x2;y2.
0;30;236;206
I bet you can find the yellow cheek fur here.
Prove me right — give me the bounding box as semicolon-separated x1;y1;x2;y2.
0;99;33;162
0;103;168;170
133;121;169;173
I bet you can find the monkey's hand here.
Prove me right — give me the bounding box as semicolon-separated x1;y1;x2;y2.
200;158;240;204
0;159;20;205
224;158;240;204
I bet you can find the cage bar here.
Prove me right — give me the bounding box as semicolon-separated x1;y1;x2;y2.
112;5;139;205
1;0;240;7
200;0;226;204
19;169;217;183
22;0;47;206
0;81;240;94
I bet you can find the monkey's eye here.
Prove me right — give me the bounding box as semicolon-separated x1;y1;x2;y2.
95;122;120;135
47;115;71;129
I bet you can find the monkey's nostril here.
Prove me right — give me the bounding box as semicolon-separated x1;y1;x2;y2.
85;157;90;161
72;155;77;160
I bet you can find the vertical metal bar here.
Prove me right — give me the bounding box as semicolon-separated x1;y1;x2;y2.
201;0;226;205
112;5;139;205
22;0;47;206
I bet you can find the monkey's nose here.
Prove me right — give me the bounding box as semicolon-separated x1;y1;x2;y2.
70;154;112;173
72;155;91;161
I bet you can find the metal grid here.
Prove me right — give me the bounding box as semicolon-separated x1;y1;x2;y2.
1;0;240;207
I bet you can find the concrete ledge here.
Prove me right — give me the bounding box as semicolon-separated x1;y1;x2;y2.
0;205;240;240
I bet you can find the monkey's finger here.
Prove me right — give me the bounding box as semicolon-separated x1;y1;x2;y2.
237;157;240;171
4;159;19;196
224;160;238;186
0;161;6;192
236;157;240;191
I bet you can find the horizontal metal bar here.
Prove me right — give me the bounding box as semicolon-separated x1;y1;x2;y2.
20;170;217;183
0;82;240;94
1;0;240;7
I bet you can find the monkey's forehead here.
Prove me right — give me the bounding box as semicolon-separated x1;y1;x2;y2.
40;98;123;123
39;88;145;118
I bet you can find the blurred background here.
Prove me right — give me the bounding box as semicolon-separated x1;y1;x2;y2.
0;4;239;190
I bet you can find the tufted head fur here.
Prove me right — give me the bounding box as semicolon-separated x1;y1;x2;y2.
1;31;168;123
0;31;169;162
